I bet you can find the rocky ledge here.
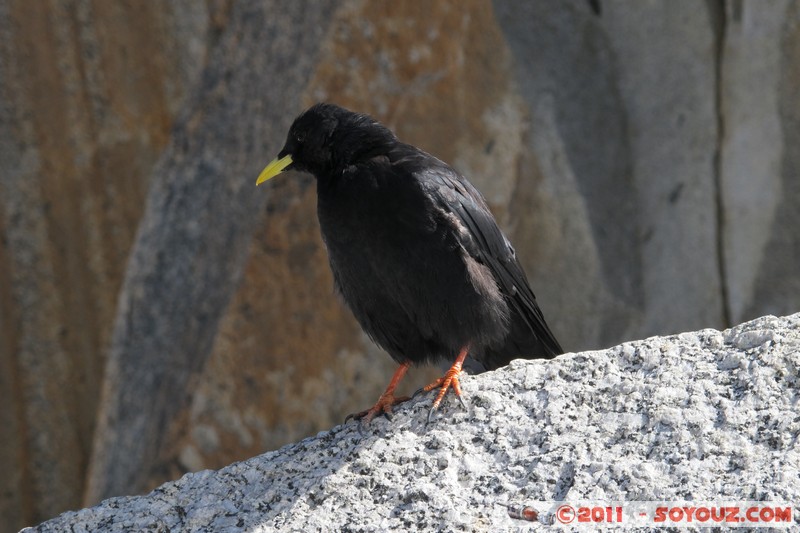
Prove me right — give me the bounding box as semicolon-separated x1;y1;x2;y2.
26;314;800;531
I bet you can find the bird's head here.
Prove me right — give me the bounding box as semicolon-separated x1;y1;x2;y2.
256;103;396;185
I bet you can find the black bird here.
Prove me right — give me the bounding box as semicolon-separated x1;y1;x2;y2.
257;103;563;423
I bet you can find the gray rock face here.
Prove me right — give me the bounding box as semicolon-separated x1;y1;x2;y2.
26;314;800;532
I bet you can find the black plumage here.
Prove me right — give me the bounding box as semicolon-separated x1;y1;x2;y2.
257;103;563;423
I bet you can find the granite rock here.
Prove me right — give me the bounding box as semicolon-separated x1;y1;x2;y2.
26;314;800;531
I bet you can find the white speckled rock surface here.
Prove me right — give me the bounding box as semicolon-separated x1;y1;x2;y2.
25;314;800;532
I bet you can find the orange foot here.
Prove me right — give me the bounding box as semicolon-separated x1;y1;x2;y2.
345;361;411;429
416;345;470;423
344;391;411;424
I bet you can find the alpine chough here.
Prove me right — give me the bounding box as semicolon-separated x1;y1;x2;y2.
257;103;563;424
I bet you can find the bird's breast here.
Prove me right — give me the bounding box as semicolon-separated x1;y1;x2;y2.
316;169;436;247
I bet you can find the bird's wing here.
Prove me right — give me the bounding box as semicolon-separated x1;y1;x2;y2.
422;163;564;357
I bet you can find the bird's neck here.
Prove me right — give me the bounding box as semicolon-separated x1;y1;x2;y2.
331;126;396;171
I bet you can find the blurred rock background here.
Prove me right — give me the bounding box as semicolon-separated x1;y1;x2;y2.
1;0;798;530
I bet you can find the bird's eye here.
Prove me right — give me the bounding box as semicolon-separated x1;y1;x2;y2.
295;131;306;143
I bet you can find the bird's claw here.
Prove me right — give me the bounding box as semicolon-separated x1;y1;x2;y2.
420;371;468;424
344;393;409;433
425;392;467;424
457;392;467;410
427;403;439;425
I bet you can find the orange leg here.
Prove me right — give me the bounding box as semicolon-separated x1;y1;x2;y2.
419;345;470;423
345;361;412;425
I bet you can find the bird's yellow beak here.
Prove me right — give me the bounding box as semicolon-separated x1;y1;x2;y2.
256;154;293;185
